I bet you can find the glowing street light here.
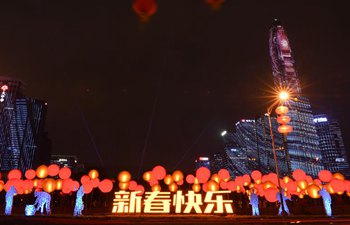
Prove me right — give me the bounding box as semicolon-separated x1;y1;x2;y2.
266;89;292;217
221;130;227;137
278;91;289;102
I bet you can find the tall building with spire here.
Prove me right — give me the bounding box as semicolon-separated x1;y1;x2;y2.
0;78;49;172
269;20;323;176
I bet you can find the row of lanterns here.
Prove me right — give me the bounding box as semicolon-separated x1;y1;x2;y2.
276;105;293;134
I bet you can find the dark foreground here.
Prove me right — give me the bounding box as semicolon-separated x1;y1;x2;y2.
1;214;350;225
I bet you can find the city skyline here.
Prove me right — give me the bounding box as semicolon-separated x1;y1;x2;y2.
0;1;349;175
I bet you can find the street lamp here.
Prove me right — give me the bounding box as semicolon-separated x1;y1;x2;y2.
266;89;292;216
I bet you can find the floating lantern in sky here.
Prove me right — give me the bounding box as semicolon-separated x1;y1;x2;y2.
132;0;157;23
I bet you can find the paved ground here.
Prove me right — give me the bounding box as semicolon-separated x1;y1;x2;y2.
1;214;349;225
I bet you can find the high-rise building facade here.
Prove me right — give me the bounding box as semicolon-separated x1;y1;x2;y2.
269;20;324;176
0;78;48;172
222;116;290;177
314;114;349;178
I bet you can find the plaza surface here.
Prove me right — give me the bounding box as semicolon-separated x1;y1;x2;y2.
1;214;350;225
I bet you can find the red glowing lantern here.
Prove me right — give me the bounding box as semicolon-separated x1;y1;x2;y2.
218;169;230;181
278;125;293;134
132;0;157;23
83;182;93;194
151;184;161;192
292;169;306;181
25;169;36;180
72;180;80;191
177;179;184;186
318;170;333;183
98;179;113;193
277;115;291;124
169;183;178;192
172;170;184;182
235;176;244;187
43;178;56;193
135;185;145;196
22;179;34;192
251;170;262;181
129;180;138;191
8;169;22;180
220;181;228;190
207;180;219;191
186;174;195;184
226;181;237;192
211;173;220;183
36;165;48;179
149;178;159;186
62;178;74;191
264;188;278;202
263;181;277;190
306;184;321;199
192;184;201;192
152;165;166;180
164;174;173;185
242;174;251;185
205;0;225;11
314;179;322;187
329;179;345;193
48;164;60;177
143;171;153;182
196;167;211;184
275;106;289;115
305;176;313;184
59;167;71;180
88;169;99;180
333;173;345;181
286;181;298;193
118;171;131;183
119;182;129;190
80;175;90;185
91;178;100;188
56;179;63;190
0;181;5;192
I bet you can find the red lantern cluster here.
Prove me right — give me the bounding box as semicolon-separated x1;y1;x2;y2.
276;105;293;134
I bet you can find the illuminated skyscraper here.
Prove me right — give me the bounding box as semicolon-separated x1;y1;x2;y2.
0;78;48;172
314;114;349;178
269;20;323;176
223;117;290;177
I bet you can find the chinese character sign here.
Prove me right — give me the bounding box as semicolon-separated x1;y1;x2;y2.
112;190;233;214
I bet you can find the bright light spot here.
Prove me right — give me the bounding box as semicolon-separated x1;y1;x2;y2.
313;117;327;123
279;91;289;101
1;85;8;92
221;131;227;136
281;39;288;48
199;157;209;161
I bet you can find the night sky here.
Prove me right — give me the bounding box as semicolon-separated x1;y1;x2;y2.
0;1;349;176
